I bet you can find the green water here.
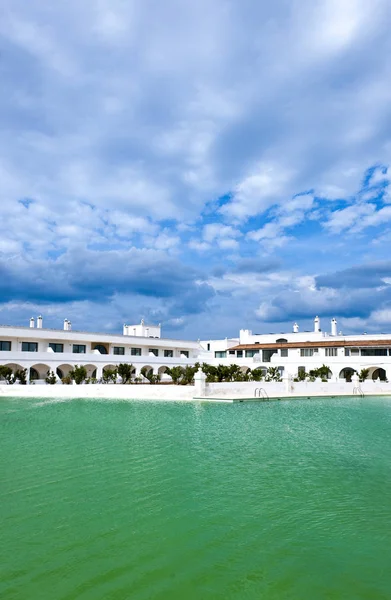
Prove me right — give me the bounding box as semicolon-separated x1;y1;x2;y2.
1;397;390;600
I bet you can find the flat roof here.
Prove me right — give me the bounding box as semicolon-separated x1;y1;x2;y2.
0;324;197;345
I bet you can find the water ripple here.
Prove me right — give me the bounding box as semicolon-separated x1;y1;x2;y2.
1;396;391;599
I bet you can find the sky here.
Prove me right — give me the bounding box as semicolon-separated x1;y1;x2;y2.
1;0;391;340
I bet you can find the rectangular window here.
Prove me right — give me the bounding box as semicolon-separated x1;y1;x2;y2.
229;350;235;355
207;343;210;351
345;348;350;356
280;349;288;357
49;343;64;353
22;342;38;352
236;350;243;358
164;349;173;357
350;348;359;356
300;349;314;357
325;348;338;357
113;346;125;355
215;351;227;358
0;341;11;351
131;347;142;356
360;348;388;356
246;349;260;358
262;349;276;362
73;344;86;354
149;348;159;357
181;350;189;358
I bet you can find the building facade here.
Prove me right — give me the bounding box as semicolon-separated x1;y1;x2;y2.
1;315;391;383
200;317;391;381
0;317;201;382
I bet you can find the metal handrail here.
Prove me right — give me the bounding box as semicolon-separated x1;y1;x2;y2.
353;386;364;397
254;387;269;399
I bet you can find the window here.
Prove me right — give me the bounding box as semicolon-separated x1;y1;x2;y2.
276;338;288;343
181;350;189;358
73;344;86;354
345;348;359;356
262;349;276;362
246;349;259;358
164;349;173;357
149;348;159;357
207;343;210;351
93;344;107;354
300;348;314;357
229;350;235;355
49;343;64;353
113;346;125;355
361;348;388;356
22;342;38;352
0;341;11;351
131;347;142;356
236;350;243;358
280;349;288;357
325;347;338;357
215;351;227;358
298;366;306;374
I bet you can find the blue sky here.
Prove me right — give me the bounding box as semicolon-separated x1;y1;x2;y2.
1;0;391;339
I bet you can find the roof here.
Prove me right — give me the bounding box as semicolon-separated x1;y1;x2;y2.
0;324;198;345
231;339;391;350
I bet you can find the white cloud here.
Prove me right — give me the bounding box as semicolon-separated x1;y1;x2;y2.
324;204;376;233
203;223;241;243
221;164;295;221
1;0;391;336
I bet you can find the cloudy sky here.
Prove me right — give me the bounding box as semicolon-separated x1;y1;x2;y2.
1;0;391;339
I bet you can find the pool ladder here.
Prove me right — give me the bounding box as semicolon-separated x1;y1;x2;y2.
254;387;269;400
353;386;364;397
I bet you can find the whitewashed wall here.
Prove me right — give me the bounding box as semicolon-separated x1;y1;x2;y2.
1;379;391;402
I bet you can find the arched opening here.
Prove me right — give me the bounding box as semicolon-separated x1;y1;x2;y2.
339;367;356;382
372;368;387;381
30;367;40;381
140;365;153;382
276;338;288;343
3;363;24;372
158;366;171;382
240;366;251;374
1;363;24;381
93;344;108;355
30;364;51;381
84;364;98;378
56;364;73;380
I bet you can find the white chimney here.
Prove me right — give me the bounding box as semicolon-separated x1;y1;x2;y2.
68;321;72;331
331;318;337;336
293;322;299;333
123;324;128;336
30;317;35;328
37;316;43;329
314;316;320;333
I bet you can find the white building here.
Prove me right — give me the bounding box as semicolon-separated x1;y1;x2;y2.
0;317;201;383
1;315;391;384
200;317;391;382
